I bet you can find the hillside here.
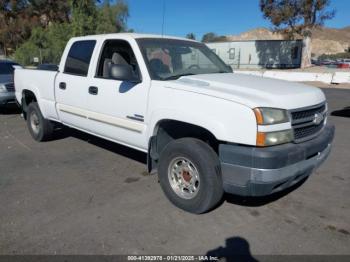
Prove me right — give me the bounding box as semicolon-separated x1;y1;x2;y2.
225;27;350;56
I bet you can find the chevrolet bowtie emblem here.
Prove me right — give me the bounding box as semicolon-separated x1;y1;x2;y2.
313;113;324;125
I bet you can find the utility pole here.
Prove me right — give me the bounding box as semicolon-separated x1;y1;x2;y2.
161;0;165;36
238;48;241;69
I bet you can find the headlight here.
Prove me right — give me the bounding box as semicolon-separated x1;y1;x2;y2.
254;108;289;125
257;129;294;146
0;84;7;93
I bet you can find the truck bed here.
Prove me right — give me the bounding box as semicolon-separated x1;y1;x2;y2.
15;68;59;120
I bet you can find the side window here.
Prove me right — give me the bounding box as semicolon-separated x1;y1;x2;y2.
64;40;96;76
96;39;140;79
228;48;235;60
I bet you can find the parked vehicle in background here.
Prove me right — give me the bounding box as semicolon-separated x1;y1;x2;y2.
0;60;20;106
319;59;335;66
321;60;340;68
37;64;59;71
14;33;334;213
311;59;320;66
337;59;350;69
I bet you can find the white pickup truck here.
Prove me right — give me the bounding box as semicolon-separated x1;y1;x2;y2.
15;33;334;213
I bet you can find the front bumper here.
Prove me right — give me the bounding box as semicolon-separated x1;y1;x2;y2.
219;124;335;196
0;92;16;105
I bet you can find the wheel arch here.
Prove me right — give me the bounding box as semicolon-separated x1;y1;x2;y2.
147;118;222;173
21;89;38;119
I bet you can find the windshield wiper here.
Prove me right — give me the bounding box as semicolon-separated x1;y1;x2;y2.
161;73;195;80
161;70;229;80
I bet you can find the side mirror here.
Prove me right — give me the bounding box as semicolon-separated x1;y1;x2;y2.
109;64;141;83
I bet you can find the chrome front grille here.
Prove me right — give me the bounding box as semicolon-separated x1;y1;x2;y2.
290;103;327;142
5;83;15;92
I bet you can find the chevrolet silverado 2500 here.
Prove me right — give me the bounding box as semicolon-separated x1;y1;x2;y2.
15;34;334;213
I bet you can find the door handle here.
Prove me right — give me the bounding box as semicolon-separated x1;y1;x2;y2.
59;82;66;90
88;86;98;95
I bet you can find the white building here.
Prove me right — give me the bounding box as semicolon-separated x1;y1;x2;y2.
207;40;303;69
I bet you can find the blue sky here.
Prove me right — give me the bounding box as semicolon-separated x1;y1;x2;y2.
126;0;350;39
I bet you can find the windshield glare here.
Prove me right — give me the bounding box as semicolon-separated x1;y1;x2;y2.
137;38;232;80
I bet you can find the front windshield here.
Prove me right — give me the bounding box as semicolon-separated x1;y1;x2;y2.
137;38;232;80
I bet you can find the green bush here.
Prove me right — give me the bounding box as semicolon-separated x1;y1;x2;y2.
14;41;41;65
14;23;72;65
318;51;350;61
13;0;129;66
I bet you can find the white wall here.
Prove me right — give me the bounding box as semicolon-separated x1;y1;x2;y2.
234;70;350;84
207;40;302;69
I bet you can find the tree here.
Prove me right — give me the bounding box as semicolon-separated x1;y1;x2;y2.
70;0;129;36
0;0;71;56
30;27;47;63
95;0;129;34
318;52;350;60
27;0;70;27
13;0;130;65
260;0;335;68
201;32;217;43
186;33;196;40
0;0;36;56
70;0;98;36
14;23;72;64
46;23;73;63
201;32;227;43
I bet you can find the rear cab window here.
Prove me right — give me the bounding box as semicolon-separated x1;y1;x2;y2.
64;40;96;76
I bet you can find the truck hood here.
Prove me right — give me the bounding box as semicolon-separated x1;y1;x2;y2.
171;73;325;109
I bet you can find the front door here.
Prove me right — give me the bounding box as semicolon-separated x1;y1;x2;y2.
86;39;149;150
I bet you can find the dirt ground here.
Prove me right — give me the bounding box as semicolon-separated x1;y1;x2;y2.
0;88;349;256
303;81;350;89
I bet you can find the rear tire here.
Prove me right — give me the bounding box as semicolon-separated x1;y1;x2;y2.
158;138;223;214
26;102;54;141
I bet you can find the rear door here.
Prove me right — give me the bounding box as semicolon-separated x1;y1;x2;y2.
55;40;96;131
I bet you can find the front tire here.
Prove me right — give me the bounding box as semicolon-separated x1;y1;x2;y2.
26;102;54;141
158;138;223;214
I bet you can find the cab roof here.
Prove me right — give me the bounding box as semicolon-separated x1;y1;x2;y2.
69;33;197;42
